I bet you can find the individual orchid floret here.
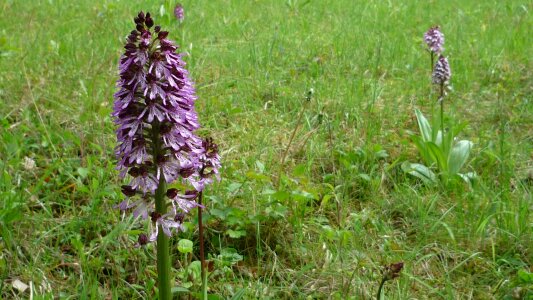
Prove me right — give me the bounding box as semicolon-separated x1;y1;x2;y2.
149;212;185;241
432;54;451;86
424;26;444;54
189;138;221;191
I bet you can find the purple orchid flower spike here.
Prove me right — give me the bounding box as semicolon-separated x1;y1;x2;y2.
174;4;185;22
424;25;445;54
112;11;220;245
432;54;451;86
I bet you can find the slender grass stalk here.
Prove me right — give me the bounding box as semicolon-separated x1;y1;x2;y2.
280;104;306;168
278;90;313;186
153;122;172;300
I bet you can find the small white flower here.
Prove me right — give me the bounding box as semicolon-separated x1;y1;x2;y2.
23;157;36;171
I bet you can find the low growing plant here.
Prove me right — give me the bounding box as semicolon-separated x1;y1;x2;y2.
402;107;474;185
403;27;475;186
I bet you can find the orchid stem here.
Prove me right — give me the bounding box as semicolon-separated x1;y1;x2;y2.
439;82;445;147
198;191;207;299
430;51;434;74
376;278;386;300
153;122;172;300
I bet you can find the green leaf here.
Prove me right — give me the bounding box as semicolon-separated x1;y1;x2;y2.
218;248;243;265
210;208;227;220
225;229;247;238
401;162;437;185
188;261;202;281
358;173;372;182
226;182;242;193
415;109;432;142
77;167;89;179
517;269;533;283
231;288;247;300
292;164;307;177
320;194;333;207
457;172;476;183
271;190;290;201
411;135;431;166
177;239;194;254
171;286;190;294
448;140;472;174
426;141;447;172
255;160;265;173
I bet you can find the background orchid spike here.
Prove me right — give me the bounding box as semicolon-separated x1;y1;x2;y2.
424;25;445;54
112;11;218;244
432;54;451;86
174;4;184;22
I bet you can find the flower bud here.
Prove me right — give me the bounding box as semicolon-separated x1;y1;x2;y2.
174;213;185;223
166;188;179;199
145;17;154;28
158;31;169;40
121;185;136;197
138;233;148;246
150;211;161;223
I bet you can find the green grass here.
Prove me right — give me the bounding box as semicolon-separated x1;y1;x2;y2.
1;0;532;299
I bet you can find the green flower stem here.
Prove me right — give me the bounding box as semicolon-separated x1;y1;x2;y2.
439;82;445;148
430;51;434;74
152;122;172;300
376;277;386;300
198;191;207;299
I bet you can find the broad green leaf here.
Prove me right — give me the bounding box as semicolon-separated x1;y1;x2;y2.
77;167;89;179
188;261;202;281
415;109;432;142
411;135;432;166
226;182;242;193
401;162;437;185
448;140;473;174
218;248;244;264
177;239;194;254
225;229;247;238
443;127;455;156
434;130;443;147
457;172;476;183
358;173;372;182
517;269;533;283
271;190;290;201
320;194;332;207
426;142;447;172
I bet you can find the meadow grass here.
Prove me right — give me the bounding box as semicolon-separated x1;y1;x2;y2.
0;0;532;299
